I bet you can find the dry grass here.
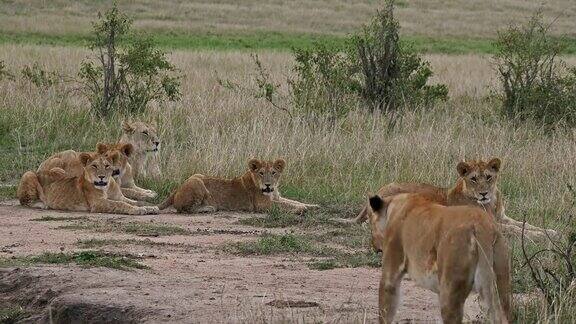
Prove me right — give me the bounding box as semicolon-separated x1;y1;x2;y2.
2;44;576;229
1;43;576;321
0;0;575;38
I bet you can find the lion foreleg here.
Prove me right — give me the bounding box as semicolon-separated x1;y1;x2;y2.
90;199;158;215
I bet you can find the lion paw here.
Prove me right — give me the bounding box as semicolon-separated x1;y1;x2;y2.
144;206;160;214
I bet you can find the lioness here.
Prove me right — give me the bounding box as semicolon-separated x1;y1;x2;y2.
18;153;158;215
33;143;150;206
369;194;511;324
159;158;319;214
354;158;557;240
120;120;161;181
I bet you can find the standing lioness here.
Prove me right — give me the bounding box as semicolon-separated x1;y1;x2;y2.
369;194;511;324
159;158;319;214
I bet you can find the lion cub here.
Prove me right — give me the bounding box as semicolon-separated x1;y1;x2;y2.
369;194;511;324
159;158;319;214
18;152;158;215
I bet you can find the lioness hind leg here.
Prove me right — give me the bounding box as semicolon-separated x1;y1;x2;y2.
378;234;406;324
493;234;512;323
17;171;44;207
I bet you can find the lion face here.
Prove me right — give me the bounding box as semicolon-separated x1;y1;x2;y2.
80;153;117;190
248;158;286;196
96;143;134;180
456;158;501;205
122;121;160;153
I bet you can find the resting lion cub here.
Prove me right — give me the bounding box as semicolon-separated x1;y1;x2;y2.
159;158;319;214
369;194;511;324
355;158;556;240
18;153;158;215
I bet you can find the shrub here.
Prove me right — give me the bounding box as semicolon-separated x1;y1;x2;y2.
0;60;14;81
353;2;448;113
79;4;181;117
242;0;446;122
21;63;60;88
494;12;576;127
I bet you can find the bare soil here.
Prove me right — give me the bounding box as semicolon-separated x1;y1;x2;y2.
0;200;482;323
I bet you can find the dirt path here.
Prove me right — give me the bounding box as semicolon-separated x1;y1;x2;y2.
0;200;482;323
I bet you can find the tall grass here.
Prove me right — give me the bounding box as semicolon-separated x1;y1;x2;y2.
1;44;576;320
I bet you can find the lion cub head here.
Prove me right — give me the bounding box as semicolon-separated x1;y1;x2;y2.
122;120;160;153
80;153;118;190
248;158;286;196
456;158;501;205
96;143;134;180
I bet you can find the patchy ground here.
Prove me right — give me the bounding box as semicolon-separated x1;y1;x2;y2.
0;200;482;323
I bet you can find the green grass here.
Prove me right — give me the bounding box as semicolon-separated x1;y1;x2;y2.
76;238;191;249
0;306;26;324
229;233;316;255
2;30;575;54
0;251;147;270
59;220;191;236
0;185;16;200
228;233;380;269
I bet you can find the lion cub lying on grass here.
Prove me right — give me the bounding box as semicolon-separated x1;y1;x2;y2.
369;193;511;324
18;152;158;215
355;158;557;240
159;158;319;214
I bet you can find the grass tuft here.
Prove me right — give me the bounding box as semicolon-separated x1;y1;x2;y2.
0;251;147;270
0;306;26;324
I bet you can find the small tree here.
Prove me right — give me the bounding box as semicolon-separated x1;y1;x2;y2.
354;1;448;113
79;4;180;117
494;12;576;127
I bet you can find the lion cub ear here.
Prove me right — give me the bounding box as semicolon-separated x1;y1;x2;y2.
488;158;501;173
273;159;286;172
122;120;134;134
120;143;134;157
108;152;120;165
79;153;94;166
457;161;472;177
248;158;262;172
96;143;109;154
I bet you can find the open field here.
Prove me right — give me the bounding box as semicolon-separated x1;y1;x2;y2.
1;0;575;38
1;1;576;53
1;1;576;322
1;42;576;321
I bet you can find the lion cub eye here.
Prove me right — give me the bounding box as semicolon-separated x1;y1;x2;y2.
272;171;277;175
105;165;110;169
486;175;492;181
470;176;477;183
92;165;97;169
142;131;149;136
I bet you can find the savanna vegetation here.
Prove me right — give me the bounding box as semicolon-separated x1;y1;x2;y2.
1;0;575;322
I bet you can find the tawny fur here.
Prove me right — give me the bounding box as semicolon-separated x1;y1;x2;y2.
354;158;557;240
159;158;319;214
119;120;161;181
18;153;158;215
33;143;152;206
369;194;511;324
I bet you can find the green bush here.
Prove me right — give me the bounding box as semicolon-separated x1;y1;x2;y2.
494;12;576;127
79;4;181;117
353;3;448;112
245;1;447;122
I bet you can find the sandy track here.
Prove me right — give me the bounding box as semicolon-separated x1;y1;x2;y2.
0;201;481;323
